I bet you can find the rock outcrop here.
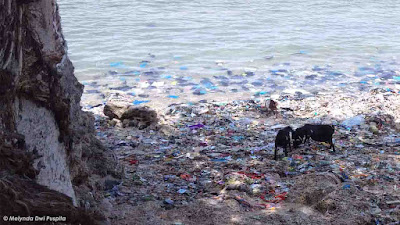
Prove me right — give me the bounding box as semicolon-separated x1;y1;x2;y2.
104;101;158;129
0;0;119;223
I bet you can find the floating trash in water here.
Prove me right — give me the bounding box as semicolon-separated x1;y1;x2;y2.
254;91;268;96
133;100;150;105
244;71;255;77
251;81;263;86
162;75;173;79
143;71;157;76
299;50;308;54
193;88;207;95
124;70;140;76
85;90;100;94
180;66;188;70
393;76;400;81
312;66;325;71
201;79;218;90
293;50;308;55
265;55;274;60
327;71;343;76
168;95;179;99
110;62;124;67
140;62;148;68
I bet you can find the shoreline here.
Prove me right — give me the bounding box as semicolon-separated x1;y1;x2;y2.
80;70;400;112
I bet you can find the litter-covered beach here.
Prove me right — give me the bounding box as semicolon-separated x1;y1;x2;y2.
82;65;400;224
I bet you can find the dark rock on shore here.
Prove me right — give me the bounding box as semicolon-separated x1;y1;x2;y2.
104;101;158;129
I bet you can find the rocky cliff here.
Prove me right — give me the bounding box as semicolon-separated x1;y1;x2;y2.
0;0;118;224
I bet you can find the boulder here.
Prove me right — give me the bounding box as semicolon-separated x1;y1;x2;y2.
104;102;158;129
103;102;129;120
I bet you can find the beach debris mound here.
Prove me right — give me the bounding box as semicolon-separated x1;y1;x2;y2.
104;101;158;129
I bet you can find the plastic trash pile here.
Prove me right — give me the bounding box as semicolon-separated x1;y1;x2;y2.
87;87;400;224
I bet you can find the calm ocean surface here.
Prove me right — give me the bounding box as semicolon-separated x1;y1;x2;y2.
58;0;400;82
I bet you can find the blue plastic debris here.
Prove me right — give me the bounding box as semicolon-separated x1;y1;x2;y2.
342;184;351;189
179;66;188;70
200;79;214;88
110;62;123;67
177;189;187;194
245;71;255;77
162;75;173;79
140;62;147;68
123;70;141;76
327;71;343;76
340;171;350;181
312;66;324;71
254;91;268;96
211;156;231;162
133;100;150;105
232;136;245;141
292;50;308;55
393;76;400;81
251;81;263;86
193;89;207;95
167;95;179;99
